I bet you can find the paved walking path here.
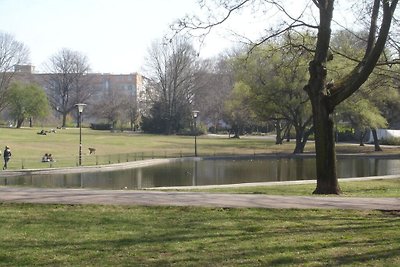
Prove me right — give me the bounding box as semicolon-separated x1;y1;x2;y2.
0;187;399;210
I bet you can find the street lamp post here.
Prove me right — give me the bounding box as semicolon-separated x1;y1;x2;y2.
75;103;86;166
192;110;199;157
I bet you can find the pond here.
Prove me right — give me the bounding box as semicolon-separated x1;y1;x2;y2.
1;156;400;190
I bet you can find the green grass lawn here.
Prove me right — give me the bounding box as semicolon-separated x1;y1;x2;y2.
0;127;285;169
0;179;399;266
1;127;400;266
179;178;400;198
0;203;399;266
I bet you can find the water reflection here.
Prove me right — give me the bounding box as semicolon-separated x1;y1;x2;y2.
1;157;400;189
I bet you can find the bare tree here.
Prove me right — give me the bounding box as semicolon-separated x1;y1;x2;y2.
173;0;399;194
43;48;92;127
91;86;135;130
194;56;235;133
0;32;30;111
143;37;202;134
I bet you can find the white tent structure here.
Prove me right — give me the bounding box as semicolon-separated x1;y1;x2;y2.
368;129;400;143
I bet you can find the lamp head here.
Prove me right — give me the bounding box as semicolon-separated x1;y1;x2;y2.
75;103;86;113
192;110;199;119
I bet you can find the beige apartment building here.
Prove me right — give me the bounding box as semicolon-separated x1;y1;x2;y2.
11;65;148;126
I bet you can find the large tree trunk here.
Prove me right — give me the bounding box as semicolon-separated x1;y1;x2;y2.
302;0;340;194
311;98;341;194
306;57;342;194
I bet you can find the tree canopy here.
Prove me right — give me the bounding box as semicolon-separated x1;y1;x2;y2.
233;36;313;152
7;82;50;128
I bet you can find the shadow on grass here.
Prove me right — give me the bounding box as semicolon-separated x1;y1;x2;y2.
0;204;399;266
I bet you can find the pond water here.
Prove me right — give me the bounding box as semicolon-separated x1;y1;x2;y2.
1;156;400;189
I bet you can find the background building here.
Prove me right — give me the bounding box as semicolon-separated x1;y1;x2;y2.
11;65;147;128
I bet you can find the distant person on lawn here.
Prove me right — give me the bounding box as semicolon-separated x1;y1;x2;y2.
3;146;11;170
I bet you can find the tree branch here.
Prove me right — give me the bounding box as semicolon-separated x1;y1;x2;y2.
329;0;399;107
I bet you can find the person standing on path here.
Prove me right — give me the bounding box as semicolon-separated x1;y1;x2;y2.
3;146;11;170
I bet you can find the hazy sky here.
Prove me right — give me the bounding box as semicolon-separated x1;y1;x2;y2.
0;0;224;74
0;0;353;74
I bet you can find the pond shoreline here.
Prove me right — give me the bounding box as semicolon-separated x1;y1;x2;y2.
1;152;400;178
0;158;183;177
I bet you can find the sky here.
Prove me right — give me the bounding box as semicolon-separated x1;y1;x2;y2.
0;0;354;74
0;0;230;74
